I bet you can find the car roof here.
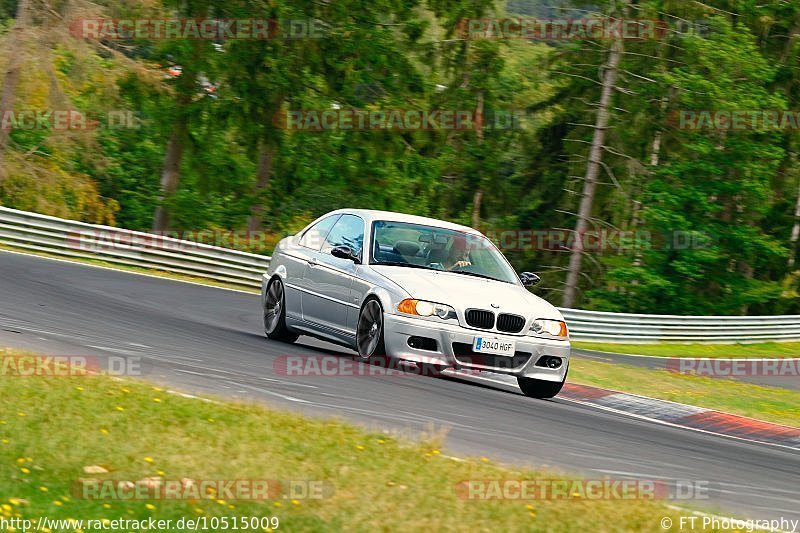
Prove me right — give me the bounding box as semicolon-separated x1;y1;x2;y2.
325;209;482;235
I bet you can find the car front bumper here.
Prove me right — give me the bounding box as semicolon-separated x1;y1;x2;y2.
382;313;570;382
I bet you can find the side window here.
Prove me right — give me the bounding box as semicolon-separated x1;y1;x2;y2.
322;215;365;256
299;215;340;251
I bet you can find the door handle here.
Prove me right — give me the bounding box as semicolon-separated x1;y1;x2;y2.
308;257;318;267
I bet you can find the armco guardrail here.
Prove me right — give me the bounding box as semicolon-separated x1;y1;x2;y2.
1;206;798;343
0;206;268;288
558;308;800;343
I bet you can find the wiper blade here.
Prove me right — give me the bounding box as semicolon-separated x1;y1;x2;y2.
372;261;435;271
447;270;509;283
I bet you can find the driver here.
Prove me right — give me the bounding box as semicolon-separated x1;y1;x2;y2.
445;235;471;270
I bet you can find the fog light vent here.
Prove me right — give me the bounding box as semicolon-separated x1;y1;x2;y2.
535;356;562;369
407;336;438;351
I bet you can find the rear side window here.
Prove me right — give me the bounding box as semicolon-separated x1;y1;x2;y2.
299;215;340;251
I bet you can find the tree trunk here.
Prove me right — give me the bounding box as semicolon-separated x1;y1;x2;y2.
153;115;188;231
780;15;800;64
247;137;276;232
471;91;485;229
562;37;623;308
152;61;198;232
649;131;662;167
789;170;800;269
0;0;32;174
471;188;483;229
632;96;667;269
738;260;755;315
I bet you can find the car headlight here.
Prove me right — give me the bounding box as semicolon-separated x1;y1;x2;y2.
529;318;568;339
397;299;457;320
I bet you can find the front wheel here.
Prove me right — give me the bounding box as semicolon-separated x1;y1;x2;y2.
356;299;386;362
517;373;566;399
264;278;299;343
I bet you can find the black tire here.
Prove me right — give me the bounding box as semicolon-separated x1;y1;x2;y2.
517;373;566;399
264;278;299;343
356;299;386;362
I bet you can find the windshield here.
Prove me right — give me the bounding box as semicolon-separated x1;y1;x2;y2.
370;220;519;285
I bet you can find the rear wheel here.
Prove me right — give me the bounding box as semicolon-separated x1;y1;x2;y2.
264;278;299;343
356;299;386;362
517;373;566;399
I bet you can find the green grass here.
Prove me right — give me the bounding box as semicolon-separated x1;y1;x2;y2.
573;341;800;358
0;352;710;532
570;359;800;427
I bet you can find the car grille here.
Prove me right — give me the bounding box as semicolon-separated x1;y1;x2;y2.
496;313;526;333
465;309;495;329
452;342;532;370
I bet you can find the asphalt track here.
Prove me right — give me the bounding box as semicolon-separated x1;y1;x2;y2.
0;251;797;525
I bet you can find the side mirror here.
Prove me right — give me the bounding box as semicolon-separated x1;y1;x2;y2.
520;272;541;287
331;245;360;263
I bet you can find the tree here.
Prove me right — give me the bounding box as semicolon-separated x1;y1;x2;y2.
0;0;31;173
561;35;622;308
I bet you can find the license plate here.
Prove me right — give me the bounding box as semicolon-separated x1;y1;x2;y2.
472;336;515;357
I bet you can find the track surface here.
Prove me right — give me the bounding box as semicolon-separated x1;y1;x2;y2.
0;251;797;524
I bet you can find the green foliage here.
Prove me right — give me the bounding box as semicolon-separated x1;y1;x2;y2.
1;0;799;315
592;18;789;314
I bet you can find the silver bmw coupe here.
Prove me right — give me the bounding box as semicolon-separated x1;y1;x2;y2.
262;209;570;398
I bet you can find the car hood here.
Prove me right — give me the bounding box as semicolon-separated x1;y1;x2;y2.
370;265;563;320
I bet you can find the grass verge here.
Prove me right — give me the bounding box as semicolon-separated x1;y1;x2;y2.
572;341;800;358
0;351;703;532
569;359;800;427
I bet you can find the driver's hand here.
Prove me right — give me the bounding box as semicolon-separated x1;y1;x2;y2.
451;260;471;269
